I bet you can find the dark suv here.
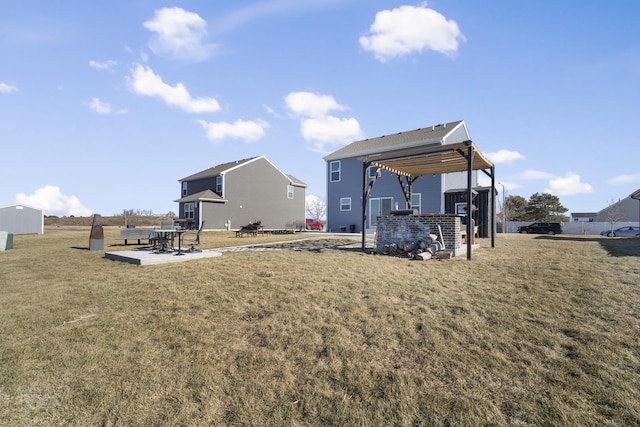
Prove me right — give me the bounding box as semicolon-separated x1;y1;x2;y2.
518;222;563;235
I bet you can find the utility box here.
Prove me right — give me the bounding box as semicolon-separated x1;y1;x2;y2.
0;231;14;251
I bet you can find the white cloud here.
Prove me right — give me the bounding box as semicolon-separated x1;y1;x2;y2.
87;97;111;114
608;173;640;184
197;119;270;142
359;4;465;63
144;7;216;62
0;82;19;93
285;91;365;151
263;104;281;118
89;59;117;70
127;64;221;113
16;185;92;217
520;169;555;180
545;173;593;196
485;149;524;164
301;116;364;145
285;91;347;118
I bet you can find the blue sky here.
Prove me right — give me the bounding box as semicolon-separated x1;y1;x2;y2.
1;0;639;217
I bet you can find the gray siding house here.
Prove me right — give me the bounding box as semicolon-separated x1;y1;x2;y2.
0;204;44;235
175;156;306;230
595;190;640;223
323;120;479;233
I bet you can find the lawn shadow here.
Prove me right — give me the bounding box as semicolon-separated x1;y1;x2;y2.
536;235;640;257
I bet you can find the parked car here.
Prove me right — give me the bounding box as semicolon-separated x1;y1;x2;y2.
518;222;563;235
600;226;640;237
305;218;323;230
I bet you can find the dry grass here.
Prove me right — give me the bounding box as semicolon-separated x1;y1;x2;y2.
1;230;639;426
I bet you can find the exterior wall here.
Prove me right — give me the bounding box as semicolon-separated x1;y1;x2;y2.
442;124;470;145
184;177;216;196
326;157;447;233
376;214;461;254
444;188;494;238
596;197;640;223
0;205;44;235
193;157;305;229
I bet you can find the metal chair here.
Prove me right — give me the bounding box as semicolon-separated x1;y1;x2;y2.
181;221;205;252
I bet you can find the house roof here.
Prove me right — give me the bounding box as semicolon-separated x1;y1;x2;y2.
178;157;259;182
359;140;494;177
174;189;225;203
178;155;306;187
287;174;307;187
324;120;466;161
631;188;640;200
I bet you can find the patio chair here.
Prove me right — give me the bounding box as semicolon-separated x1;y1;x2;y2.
180;221;205;252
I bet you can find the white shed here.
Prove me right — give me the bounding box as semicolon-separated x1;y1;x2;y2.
0;204;44;235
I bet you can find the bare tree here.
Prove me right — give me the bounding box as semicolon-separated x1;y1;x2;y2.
306;196;326;223
603;199;625;236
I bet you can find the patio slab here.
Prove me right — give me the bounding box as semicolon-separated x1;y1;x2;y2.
105;248;222;266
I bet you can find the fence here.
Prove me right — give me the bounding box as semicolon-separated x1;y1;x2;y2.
503;221;640;235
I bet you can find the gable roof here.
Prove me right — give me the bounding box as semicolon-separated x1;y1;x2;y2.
179;157;259;182
324;120;466;161
179;155;305;186
174;189;225;203
287;174;307;187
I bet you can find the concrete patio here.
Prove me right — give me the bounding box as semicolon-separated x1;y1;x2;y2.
105;248;222;266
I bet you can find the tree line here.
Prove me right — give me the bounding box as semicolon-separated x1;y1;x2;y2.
502;192;568;222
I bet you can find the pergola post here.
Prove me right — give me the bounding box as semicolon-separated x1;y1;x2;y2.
466;142;474;260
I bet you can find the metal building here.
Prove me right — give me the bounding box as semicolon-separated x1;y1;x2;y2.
0;204;44;235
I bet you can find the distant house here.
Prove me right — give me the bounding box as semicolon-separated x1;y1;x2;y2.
323;120;485;234
595;190;640;223
571;212;597;222
0;204;44;235
175;156;306;230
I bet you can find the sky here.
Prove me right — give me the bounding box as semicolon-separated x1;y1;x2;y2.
1;0;639;218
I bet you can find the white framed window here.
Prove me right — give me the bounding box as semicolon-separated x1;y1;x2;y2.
182;182;188;196
287;184;294;199
409;193;421;213
216;176;223;195
369;197;393;228
340;197;351;211
184;202;195;219
330;161;341;182
368;166;379;179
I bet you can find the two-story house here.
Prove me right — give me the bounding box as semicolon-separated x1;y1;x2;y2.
175;156;306;230
323;120;487;234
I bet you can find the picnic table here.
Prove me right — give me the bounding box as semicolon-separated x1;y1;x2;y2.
235;223;270;237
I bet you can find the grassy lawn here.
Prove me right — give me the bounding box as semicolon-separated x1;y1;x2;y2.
1;230;639;426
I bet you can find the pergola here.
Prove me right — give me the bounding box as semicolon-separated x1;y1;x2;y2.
358;139;496;260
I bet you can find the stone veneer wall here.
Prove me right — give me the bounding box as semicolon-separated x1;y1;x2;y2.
376;214;461;254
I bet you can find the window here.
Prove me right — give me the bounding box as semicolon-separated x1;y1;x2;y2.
368;166;379;179
182;182;188;196
216;176;223;195
330;161;341;182
184;203;195;219
409;193;421;213
340;197;351;211
369;197;393;227
287;184;294;199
